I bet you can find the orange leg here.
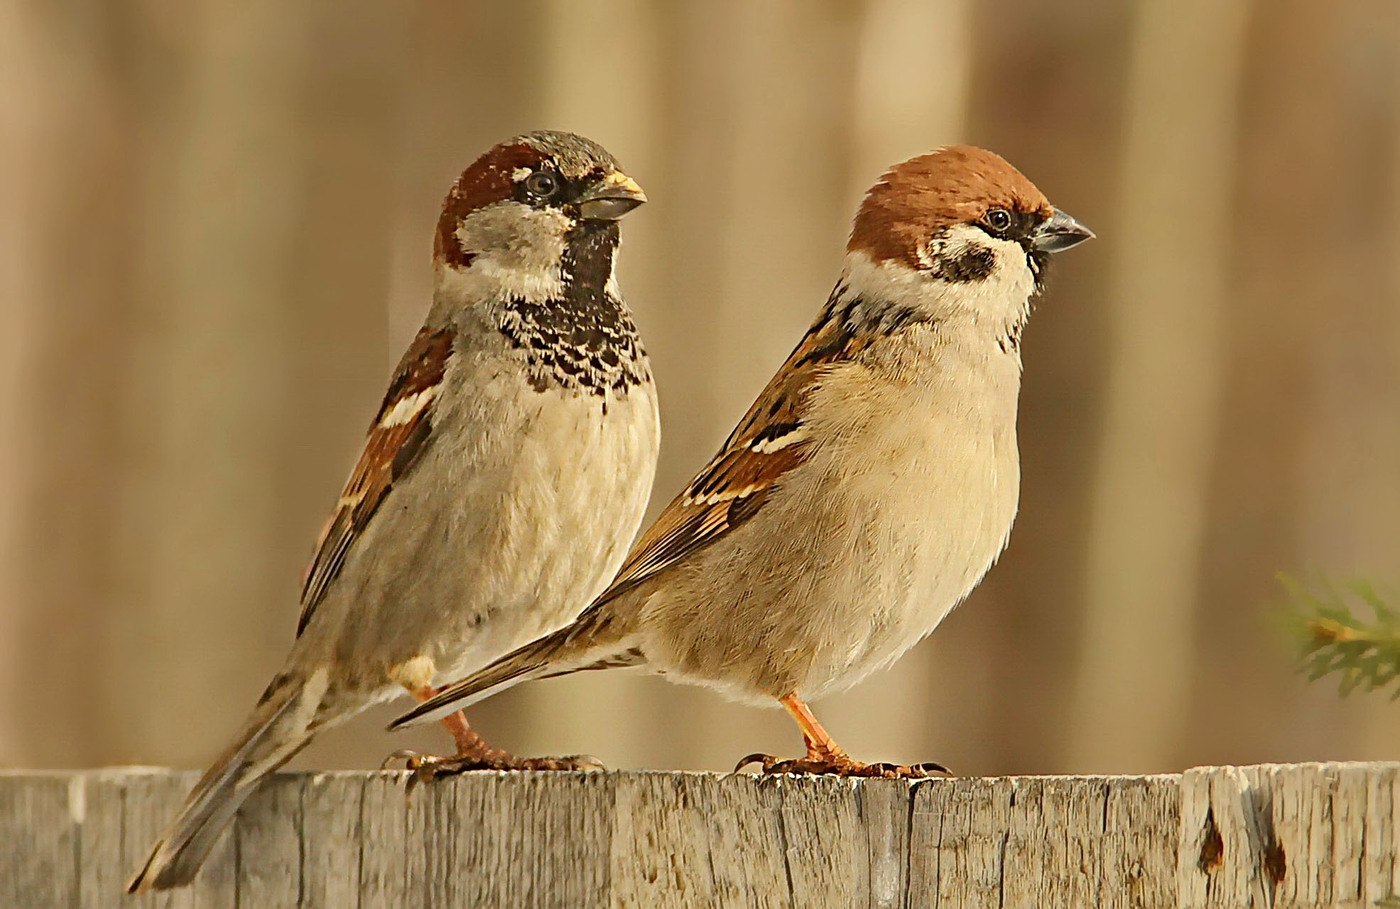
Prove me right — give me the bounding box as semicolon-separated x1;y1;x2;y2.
780;692;846;761
734;692;950;779
382;687;603;781
435;706;494;759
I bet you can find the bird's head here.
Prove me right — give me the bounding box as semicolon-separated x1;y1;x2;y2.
432;130;646;303
845;146;1092;332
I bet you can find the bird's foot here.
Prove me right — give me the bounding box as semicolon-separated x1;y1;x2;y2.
734;751;950;779
383;749;605;788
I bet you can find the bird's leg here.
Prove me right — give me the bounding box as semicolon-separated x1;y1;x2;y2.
734;693;951;779
435;709;496;759
383;687;603;783
783;693;846;762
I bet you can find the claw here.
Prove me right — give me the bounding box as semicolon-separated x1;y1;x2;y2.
380;749;426;772
380;749;606;788
912;760;951;775
734;751;952;779
734;752;780;773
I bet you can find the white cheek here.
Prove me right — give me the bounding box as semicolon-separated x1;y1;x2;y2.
840;233;1036;350
930;227;1036;322
444;201;570;300
978;237;1038;302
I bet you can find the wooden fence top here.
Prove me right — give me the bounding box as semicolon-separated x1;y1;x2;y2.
2;763;1397;908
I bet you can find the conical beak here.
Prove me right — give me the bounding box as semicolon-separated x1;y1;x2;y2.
1031;208;1095;253
577;171;647;221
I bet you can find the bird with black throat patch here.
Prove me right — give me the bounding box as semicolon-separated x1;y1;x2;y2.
392;145;1092;777
128;131;659;892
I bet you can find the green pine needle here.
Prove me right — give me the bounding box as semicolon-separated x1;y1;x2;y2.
1280;574;1400;700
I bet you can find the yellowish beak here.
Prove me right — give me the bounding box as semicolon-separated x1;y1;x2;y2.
577;170;647;221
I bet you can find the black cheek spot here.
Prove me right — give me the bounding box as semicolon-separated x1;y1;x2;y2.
937;245;996;283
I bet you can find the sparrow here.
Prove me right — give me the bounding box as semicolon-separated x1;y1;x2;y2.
128;131;659;891
391;145;1092;777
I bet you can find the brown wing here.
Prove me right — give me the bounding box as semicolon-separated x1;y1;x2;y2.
296;327;455;636
592;307;868;606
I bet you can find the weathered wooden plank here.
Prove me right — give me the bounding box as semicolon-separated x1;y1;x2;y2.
5;764;1400;907
906;775;1178;909
298;772;366;909
856;779;914;909
1248;762;1400;909
0;771;77;909
1260;763;1334;907
610;771;719;908
774;776;887;907
611;772;913;909
1332;763;1369;906
1363;764;1400;906
357;770;414;907
75;771;126;908
78;768;238;909
1101;775;1179;909
1173;763;1400;909
908;776;1016;908
695;770;795;909
1177;765;1269;908
118;769;234;909
1002;776;1111;906
234;774;304;907
444;771;615;908
407;767;454;908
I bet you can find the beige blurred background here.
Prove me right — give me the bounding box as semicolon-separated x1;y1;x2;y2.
2;0;1398;778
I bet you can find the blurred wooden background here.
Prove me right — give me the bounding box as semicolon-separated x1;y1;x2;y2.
2;0;1398;775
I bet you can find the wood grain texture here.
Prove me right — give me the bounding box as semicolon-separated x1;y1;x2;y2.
0;771;76;909
1;764;1397;908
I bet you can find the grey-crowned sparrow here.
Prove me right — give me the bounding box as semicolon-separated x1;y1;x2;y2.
130;131;659;891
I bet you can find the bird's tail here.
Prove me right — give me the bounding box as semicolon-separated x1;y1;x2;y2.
389;609;640;731
126;679;321;893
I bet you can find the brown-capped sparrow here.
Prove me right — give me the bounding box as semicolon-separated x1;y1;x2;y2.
392;146;1092;778
129;131;659;891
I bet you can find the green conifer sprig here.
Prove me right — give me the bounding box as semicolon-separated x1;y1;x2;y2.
1281;575;1400;699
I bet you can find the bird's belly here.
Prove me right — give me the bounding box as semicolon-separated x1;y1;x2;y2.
329;378;658;689
437;393;658;679
647;398;1018;703
796;422;1020;697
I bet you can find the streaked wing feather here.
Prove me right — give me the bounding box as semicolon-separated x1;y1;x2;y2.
296;327;455;635
593;307;865;606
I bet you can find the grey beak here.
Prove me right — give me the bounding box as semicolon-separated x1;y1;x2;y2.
1031;208;1095;253
576;171;647;221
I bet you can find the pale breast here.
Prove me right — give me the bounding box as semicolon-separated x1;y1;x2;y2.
322;339;660;688
784;361;1020;696
642;331;1020;703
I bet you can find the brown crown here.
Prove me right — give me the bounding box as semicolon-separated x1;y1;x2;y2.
849;146;1053;268
433;141;548;267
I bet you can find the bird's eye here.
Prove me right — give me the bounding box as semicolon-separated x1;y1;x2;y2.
523;171;560;198
985;208;1012;232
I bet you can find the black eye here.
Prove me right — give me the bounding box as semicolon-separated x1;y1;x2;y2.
985;208;1012;232
523;171;559;198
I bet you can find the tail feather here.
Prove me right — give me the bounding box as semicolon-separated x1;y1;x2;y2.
389;610;637;730
126;684;314;893
389;634;562;728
